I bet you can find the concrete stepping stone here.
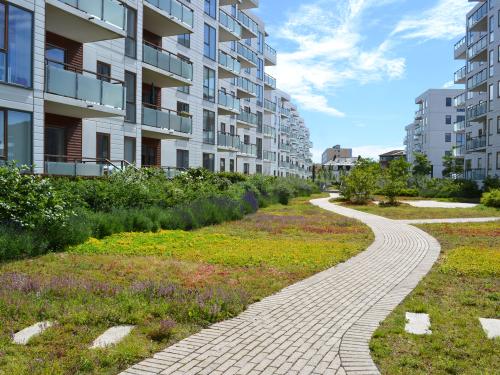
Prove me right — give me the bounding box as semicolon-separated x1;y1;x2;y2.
479;318;500;339
12;321;55;345
405;312;432;335
90;325;135;349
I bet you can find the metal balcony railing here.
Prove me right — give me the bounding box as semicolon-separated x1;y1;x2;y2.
58;0;126;30
142;103;192;134
219;9;242;38
467;101;488;121
143;42;193;81
218;91;240;111
217;132;240;149
219;50;241;74
466;135;487;151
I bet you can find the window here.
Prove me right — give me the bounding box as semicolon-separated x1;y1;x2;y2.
204;0;216;18
256;138;262;159
177;101;189;114
204;24;216;60
203;153;215;172
96;133;110;161
125;6;137;58
256;85;263;107
176;149;189;169
124;71;136;122
497;152;500;169
487;153;492;170
46;45;65;67
220;158;225;172
256;164;262;174
97;61;111;82
498;116;500;133
178;85;190;94
243;163;250;175
124;137;136;164
244;135;250;144
0;3;33;87
257;58;264;80
490;84;494;101
257;111;263;133
229;159;235;172
445;97;452;107
203;110;215;144
203;67;216;102
257;32;264;54
0;109;32;165
178;33;190;48
445;133;451;143
445;115;451;125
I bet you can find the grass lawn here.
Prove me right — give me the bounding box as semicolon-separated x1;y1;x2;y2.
339;202;500;220
0;196;373;375
370;222;500;374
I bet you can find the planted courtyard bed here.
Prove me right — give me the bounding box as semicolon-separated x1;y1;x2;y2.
370;222;500;374
0;196;373;374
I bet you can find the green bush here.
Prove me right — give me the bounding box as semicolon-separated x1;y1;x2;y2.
483;176;500;192
419;179;481;199
379;158;411;205
340;159;381;204
481;189;500;208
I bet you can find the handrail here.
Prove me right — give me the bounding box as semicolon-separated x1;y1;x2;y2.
142;102;192;118
45;58;124;84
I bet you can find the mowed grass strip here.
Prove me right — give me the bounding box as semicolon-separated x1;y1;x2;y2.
0;196;373;375
370;222;500;375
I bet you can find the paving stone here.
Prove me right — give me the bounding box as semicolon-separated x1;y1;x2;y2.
404;313;432;335
479;318;500;339
12;321;55;345
90;325;135;349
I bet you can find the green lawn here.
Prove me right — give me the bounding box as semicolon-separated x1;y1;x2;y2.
371;222;500;374
340;202;500;220
0;196;373;375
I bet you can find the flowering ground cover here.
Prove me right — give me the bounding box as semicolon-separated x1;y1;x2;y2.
371;222;500;374
0;196;373;375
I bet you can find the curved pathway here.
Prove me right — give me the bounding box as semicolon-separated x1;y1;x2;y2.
120;196;442;375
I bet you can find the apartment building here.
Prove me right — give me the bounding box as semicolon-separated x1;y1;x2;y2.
321;145;352;164
452;0;500;182
404;89;462;178
0;0;312;179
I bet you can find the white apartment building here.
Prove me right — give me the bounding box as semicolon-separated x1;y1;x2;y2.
453;0;500;181
404;89;463;178
0;0;312;179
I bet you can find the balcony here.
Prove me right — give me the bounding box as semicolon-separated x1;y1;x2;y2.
235;77;257;98
280;125;290;134
239;0;259;10
264;73;277;90
465;168;486;181
219;10;242;42
218;91;240;115
415;109;423;119
468;35;487;62
239;143;257;157
467;101;488;121
263;125;276;138
236;42;258;68
280;107;291;118
279;161;290;169
454;66;467;84
264;99;277;113
467;68;487;92
45;0;126;43
454;92;466;107
466;135;487;151
237;110;258;128
142;104;192;139
44;60;125;118
143;0;194;36
279;143;291;152
453;145;465;158
217;132;240;151
142;42;193;88
237;10;258;38
454;35;467;60
203;130;216;145
264;43;277;66
44;157;130;177
263;151;276;162
219;0;240;5
453;119;466;132
218;50;241;79
467;2;487;32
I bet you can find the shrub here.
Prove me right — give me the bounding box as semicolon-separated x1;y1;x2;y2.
481;189;500;208
419;179;481;199
340;159;380;204
379;158;411;205
483;176;500;192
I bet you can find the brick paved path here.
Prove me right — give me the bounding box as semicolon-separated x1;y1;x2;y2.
120;196;442;375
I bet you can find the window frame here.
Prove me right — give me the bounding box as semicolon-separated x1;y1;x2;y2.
124;70;136;123
203;23;216;60
203;66;216;102
0;107;33;165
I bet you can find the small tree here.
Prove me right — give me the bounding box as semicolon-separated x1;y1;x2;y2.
380;158;411;205
412;153;432;176
340;158;380;204
442;154;464;178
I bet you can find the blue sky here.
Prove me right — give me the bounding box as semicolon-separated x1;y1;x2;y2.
255;0;475;162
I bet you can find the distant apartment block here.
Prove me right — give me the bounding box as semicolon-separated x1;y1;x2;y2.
452;0;500;182
321;145;352;164
379;150;406;169
404;89;462;178
0;0;312;179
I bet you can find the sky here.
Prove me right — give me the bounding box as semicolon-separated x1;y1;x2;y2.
254;0;475;162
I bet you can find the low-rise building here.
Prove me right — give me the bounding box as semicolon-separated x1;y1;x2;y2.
379;150;406;168
321;145;352;164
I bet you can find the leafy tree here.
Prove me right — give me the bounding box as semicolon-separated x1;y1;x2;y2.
412;153;432;177
442;154;464;178
340;158;380;204
380;158;411;205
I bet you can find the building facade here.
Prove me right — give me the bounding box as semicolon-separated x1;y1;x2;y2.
452;0;500;182
321;145;352;165
404;89;462;178
0;0;312;179
379;150;406;169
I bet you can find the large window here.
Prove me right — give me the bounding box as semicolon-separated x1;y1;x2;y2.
203;67;216;102
203;153;215;172
257;32;264;54
125;6;137;58
178;33;190;48
0;109;32;165
124;71;136;122
124;137;136;164
204;0;216;18
96;133;110;161
204;24;216;60
203;109;215;144
176;149;189;169
257;58;264;80
0;3;33;87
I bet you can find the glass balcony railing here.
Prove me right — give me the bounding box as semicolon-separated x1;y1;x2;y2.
466;135;486;151
453;145;465;158
465;168;486;181
454;66;467;83
467;68;487;90
264;99;276;112
453;119;466;132
263;125;276;137
58;0;126;30
264;73;276;88
237;10;258;35
467;101;488;121
236;77;257;95
468;2;487;30
219;50;241;74
203;130;216;145
237;110;258;126
143;42;193;81
144;0;194;28
468;35;487;59
454;36;466;51
415;109;423;118
217;132;240;148
219;9;242;38
239;143;257;156
454;92;466;107
265;43;277;59
218;91;240;111
280;125;290;134
45;60;125;110
279;161;290;169
279;143;291;152
237;42;258;65
280;107;291;117
142;104;192;134
263;151;276;162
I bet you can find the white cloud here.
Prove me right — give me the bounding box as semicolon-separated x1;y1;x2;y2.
352;145;404;160
442;80;455;88
392;0;474;41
